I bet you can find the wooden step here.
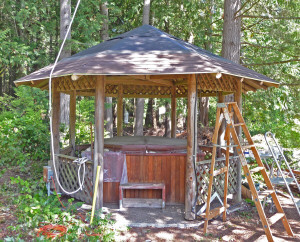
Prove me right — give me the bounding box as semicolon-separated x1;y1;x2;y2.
234;123;245;127
123;198;163;208
257;190;275;200
200;205;229;220
268;213;285;226
242;144;255;149
213;167;228;176
250;166;265;173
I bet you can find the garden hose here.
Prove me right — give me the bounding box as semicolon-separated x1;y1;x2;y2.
48;0;85;195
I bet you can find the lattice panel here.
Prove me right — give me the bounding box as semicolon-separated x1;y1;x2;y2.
196;74;237;93
56;75;236;97
176;85;188;96
196;156;239;205
58;157;93;204
105;84;118;95
57;76;95;92
123;85;172;96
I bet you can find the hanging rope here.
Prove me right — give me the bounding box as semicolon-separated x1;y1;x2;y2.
48;0;86;195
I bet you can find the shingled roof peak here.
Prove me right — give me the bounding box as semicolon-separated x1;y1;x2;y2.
14;25;278;87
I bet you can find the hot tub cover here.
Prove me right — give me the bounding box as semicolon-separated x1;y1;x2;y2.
104;136;187;153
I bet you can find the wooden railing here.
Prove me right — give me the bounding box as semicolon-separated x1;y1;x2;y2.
56;154;93;204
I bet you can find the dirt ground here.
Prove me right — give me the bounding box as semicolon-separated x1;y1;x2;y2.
1;155;300;241
1;175;299;242
116;194;300;241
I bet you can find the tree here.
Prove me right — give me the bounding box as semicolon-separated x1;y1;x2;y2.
60;0;71;125
100;1;113;138
221;0;242;203
134;0;151;136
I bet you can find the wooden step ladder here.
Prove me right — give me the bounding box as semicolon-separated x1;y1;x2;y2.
202;102;294;242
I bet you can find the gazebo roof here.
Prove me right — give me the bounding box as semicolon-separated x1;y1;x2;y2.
14;25;279;95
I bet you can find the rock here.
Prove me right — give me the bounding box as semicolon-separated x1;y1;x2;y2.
222;235;232;241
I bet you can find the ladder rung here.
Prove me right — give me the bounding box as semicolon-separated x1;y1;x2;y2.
200;205;229;220
213;167;228;176
268;213;285;226
257;190;275;200
242;144;255;149
250;167;265;173
234;123;245;127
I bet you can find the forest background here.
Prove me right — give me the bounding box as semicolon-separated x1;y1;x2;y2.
0;0;299;167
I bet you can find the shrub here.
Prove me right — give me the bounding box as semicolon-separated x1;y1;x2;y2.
0;86;50;166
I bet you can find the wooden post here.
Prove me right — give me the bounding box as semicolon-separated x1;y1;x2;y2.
234;78;243;203
117;85;123;136
185;74;197;220
94;76;105;210
217;92;225;156
171;85;176;138
50;79;61;192
69;91;76;156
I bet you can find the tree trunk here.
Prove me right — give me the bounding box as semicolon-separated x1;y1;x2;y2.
145;98;153;127
100;1;113;138
199;97;210;126
200;0;213;128
60;0;71;58
60;0;71;125
152;99;158;129
142;0;151;25
164;101;171;138
221;0;242;203
100;1;109;41
134;98;144;136
134;0;151;136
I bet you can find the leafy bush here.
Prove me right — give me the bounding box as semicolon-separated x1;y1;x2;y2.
9;176;117;241
0;86;50;166
244;87;300;148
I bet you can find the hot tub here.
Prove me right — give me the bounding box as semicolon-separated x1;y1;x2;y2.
102;136;205;204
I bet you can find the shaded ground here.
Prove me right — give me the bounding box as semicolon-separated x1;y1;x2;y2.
115;195;300;241
1;139;299;241
1;165;300;241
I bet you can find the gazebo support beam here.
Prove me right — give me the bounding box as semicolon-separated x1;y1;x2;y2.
94;76;105;210
69;91;76;156
185;74;197;220
233;78;242;202
217;92;225;156
117;85;123;136
51;79;61;192
171;85;176;138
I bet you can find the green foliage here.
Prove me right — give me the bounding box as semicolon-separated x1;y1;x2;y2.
244;198;255;207
7;176;117;241
244;87;300;148
74;97;95;145
0;86;49;166
0;0;298;160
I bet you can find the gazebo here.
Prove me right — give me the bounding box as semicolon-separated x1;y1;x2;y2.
14;25;279;220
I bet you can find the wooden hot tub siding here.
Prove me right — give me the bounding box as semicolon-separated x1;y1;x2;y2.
103;153;204;204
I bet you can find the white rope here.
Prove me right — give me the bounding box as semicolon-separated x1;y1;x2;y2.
49;0;84;195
